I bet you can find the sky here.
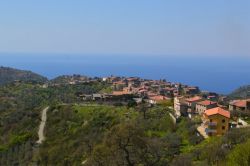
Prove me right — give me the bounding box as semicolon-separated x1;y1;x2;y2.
0;0;249;56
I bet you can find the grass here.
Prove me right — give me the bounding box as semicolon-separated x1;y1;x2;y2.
73;104;138;121
243;117;250;124
145;130;168;137
0;132;33;152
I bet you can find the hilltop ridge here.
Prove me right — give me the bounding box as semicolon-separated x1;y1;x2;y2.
0;66;48;85
228;85;250;99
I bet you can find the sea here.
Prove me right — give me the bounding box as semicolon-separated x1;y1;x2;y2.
1;53;250;94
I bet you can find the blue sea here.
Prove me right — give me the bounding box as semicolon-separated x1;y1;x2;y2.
1;53;250;94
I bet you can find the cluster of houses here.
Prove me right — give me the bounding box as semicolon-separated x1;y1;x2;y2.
102;76;200;104
75;76;201;105
76;77;165;104
50;74;250;138
229;99;250;112
174;95;250;138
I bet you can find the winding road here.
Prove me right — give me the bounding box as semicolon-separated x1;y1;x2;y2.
36;107;49;144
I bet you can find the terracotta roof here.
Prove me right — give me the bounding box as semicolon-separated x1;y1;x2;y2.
164;87;175;91
139;89;147;93
113;81;126;85
185;96;202;102
112;91;131;95
230;100;250;108
147;92;158;96
139;86;149;90
127;77;139;81
204;107;230;118
197;100;217;106
149;95;170;101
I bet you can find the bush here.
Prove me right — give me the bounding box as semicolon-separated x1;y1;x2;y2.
227;139;250;166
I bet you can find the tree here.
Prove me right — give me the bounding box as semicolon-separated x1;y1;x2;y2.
88;122;169;166
127;100;137;108
163;133;182;157
88;122;143;165
137;103;149;119
227;139;250;166
171;154;192;166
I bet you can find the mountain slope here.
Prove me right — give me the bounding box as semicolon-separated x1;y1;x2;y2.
228;85;250;99
50;74;89;84
0;66;47;85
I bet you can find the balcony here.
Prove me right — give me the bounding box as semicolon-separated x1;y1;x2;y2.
208;122;217;126
205;128;217;134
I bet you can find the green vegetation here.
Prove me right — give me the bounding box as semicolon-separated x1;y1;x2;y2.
186;127;250;166
0;83;43;149
0;66;47;85
227;139;250;166
0;77;250;165
35;104;179;165
176;118;203;153
0;82;46;165
0;80;112;165
228;85;250;99
37;105;137;165
36;104;250;165
100;86;113;93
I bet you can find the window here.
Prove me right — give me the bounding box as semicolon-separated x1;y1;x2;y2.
222;126;225;130
222;119;225;123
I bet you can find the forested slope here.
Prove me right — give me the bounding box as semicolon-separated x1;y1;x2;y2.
0;66;47;85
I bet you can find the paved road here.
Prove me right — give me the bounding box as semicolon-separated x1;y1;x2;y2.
169;113;176;124
197;125;208;139
36;107;49;144
238;118;248;126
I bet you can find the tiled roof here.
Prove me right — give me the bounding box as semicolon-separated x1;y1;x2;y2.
112;91;131;95
149;95;170;101
113;81;126;85
139;89;147;93
204;107;230;118
197;100;217;106
185;96;202;102
230;99;250;108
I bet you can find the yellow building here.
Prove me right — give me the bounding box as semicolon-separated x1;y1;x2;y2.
203;107;230;136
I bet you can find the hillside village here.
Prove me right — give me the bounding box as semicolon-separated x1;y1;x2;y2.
49;75;250;139
1;68;250;165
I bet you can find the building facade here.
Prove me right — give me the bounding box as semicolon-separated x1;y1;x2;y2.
185;96;203;114
174;96;188;117
229;99;250;112
203;107;230;136
196;100;217;115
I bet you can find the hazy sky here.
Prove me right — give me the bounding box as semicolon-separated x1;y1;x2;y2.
0;0;249;56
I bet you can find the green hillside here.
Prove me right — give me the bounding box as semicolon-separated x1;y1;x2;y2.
0;66;47;85
228;85;250;99
0;69;250;165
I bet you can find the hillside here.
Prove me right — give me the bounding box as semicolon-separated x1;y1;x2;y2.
0;78;249;165
0;67;47;85
50;74;90;85
228;85;250;99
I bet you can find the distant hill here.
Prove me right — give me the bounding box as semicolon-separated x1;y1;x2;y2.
0;66;48;85
228;85;250;99
50;74;90;84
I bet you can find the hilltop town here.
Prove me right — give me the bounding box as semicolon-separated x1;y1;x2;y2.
49;74;250;138
1;67;250;165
